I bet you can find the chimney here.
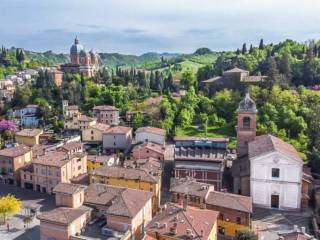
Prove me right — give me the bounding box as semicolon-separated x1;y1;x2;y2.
293;225;298;232
301;227;306;234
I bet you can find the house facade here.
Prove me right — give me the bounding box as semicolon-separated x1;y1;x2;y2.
103;126;133;151
21;151;87;193
0;145;32;185
135;126;166;145
92;105;120;125
81;123;110;143
15;128;43;146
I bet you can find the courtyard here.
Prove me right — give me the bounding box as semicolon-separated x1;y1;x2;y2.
0;183;55;240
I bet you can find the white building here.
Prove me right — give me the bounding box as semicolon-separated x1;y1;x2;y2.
15;104;41;127
135;126;166;145
103;126;132;151
249;134;303;210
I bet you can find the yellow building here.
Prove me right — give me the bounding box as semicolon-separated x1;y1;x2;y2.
89;166;161;214
145;203;219;240
15;128;43;146
82;123;110;143
87;154;119;171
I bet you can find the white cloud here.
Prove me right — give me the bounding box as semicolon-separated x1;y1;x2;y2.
1;0;320;53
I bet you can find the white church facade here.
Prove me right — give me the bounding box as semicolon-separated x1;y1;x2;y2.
249;135;303;210
233;93;304;210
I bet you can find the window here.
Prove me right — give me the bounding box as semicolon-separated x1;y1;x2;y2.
236;217;241;224
272;168;280;178
243;116;251;129
78;166;81;170
91;130;94;134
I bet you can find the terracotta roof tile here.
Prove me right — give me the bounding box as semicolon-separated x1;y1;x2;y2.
136;127;166;136
0;144;31;158
91;166;158;183
206;191;252;213
104;126;132;135
170;178;214;198
93;105;118;111
145;203;219;240
38;207;90;225
16;128;43;137
132;142;165;155
53;182;86;195
248;134;302;162
90;123;110;132
84;184;153;218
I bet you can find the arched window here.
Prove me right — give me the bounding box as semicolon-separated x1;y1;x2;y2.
243;116;251;129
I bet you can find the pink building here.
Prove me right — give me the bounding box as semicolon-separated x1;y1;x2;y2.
132;142;165;161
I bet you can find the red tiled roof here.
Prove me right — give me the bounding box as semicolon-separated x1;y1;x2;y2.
85;184;153;218
53;182;86;195
32;151;70;167
170;178;214;198
38;207;90;225
0;144;30;158
78;115;95;122
104;126;132;135
132;142;165;155
91;166;158;183
59;141;82;152
136;126;166;136
206;191;252;213
223;67;249;73
90;123;110;132
145;203;219;240
248;134;302;162
16;128;43;137
93;105;118;111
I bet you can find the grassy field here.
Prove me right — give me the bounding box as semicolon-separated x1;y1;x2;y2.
176;124;237;149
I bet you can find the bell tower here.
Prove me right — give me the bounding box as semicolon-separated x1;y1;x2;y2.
236;93;257;157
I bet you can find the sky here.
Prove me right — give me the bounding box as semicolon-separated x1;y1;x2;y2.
1;0;320;55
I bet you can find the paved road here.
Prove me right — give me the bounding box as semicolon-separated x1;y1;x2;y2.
252;207;313;239
0;184;55;240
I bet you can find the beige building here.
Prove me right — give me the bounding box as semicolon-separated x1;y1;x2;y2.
39;182;153;240
21;151;87;193
0;145;32;185
82;123;110;143
15;128;43;146
85;183;153;239
64;114;96;131
92;105;120;125
38;206;91;240
53;182;87;209
103;126;133;151
89;165;161;214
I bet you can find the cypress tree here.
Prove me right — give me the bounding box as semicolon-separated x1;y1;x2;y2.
241;43;247;54
249;44;253;54
259;39;264;50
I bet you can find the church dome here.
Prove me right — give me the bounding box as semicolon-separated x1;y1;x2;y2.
237;93;257;113
79;49;89;57
70;37;84;54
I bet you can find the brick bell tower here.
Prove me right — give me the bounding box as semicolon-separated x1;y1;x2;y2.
236;93;257;157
